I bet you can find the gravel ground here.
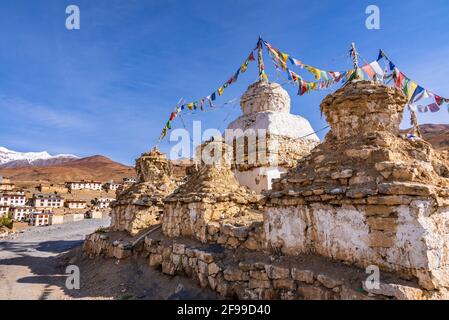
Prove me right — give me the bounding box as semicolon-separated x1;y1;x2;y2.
0;218;110;300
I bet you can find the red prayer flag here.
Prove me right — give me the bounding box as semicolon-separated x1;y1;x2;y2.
362;64;375;78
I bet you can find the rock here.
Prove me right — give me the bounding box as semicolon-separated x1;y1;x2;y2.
298;285;333;300
249;279;271;289
272;279;296;290
208;262;221;275
162;261;176;275
291;268;314;284
331;169;353;179
250;270;269;281
172;243;186;255
316;274;343;289
264;265;290;279
149;254;162;267
224;267;248;281
362;282;424;300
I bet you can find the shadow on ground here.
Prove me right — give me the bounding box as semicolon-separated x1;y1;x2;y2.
0;239;221;300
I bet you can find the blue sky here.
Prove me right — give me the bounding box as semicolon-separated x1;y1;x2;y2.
0;0;448;165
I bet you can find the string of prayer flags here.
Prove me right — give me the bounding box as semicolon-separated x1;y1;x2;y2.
377;50;449;114
261;38;349;93
157;48;258;143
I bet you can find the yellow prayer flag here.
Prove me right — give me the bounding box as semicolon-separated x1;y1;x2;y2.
280;52;289;63
306;66;321;80
187;103;193;110
218;87;224;96
407;81;418;101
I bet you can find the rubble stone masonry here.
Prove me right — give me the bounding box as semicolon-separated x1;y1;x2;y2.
264;81;449;291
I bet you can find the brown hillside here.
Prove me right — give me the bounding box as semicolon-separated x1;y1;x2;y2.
401;124;449;151
0;155;135;183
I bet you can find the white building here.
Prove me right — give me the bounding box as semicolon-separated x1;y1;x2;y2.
11;206;35;221
0;193;26;207
29;212;51;226
93;197;115;209
49;214;64;225
123;177;136;184
104;182;121;191
66;180;103;191
65;200;87;209
0;176;14;191
0;205;9;217
33;194;65;208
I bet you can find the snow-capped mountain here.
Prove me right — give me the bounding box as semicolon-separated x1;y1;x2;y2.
0;146;79;168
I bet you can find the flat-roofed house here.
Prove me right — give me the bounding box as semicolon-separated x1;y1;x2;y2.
104;182;121;191
65;200;87;209
0;193;27;207
93;197;115;209
33;193;65;208
0;205;9;217
66;180;102;191
29;212;52;226
11;206;34;221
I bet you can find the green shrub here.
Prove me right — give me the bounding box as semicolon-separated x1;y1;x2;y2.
94;227;108;234
0;216;13;229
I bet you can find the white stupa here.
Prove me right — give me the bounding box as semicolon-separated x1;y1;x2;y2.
225;80;319;193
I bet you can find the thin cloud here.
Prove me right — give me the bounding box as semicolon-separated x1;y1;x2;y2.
0;96;93;131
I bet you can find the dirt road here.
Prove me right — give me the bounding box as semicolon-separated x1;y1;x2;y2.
0;218;110;300
0;218;220;300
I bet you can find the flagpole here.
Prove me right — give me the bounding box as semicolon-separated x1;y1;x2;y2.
350;42;360;80
257;36;266;82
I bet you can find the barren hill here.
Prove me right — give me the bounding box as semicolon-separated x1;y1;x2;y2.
0;155;135;183
401;124;449;151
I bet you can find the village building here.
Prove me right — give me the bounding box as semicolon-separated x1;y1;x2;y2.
65;200;87;210
104;182;121;191
32;193;64;208
66;180;102;191
49;214;64;225
0;176;14;191
225;80;320;193
29;212;52;226
0;205;9;217
0;193;27;207
11;206;35;221
93;197;115;209
123;177;137;184
38;183;68;194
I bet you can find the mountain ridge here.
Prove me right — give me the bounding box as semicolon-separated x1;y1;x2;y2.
0;146;79;168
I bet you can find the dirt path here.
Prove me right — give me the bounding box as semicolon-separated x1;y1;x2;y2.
0;218;220;300
0;219;110;300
